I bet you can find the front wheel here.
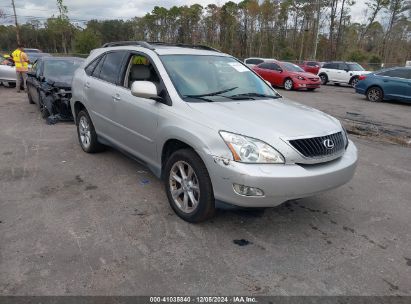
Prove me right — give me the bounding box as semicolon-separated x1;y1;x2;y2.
366;87;383;102
164;149;215;223
284;78;294;91
76;110;104;153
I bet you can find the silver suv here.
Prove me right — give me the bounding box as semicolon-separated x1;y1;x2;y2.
71;41;358;222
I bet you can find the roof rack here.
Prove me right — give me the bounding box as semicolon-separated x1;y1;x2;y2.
101;41;155;50
101;41;221;53
148;42;221;53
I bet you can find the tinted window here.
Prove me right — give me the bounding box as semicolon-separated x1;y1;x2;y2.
378;68;409;78
338;63;348;70
323;63;338;69
92;56;105;78
270;63;282;71
258;63;272;70
246;59;264;65
85;57;102;76
99;51;126;84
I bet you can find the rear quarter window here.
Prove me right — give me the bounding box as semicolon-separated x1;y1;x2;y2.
98;51;127;84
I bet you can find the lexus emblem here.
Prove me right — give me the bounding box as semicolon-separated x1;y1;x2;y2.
323;139;335;149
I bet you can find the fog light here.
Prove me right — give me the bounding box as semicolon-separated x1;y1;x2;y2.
233;183;264;197
299;83;306;87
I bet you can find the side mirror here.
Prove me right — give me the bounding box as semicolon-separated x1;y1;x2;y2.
39;76;45;82
131;81;159;99
344;69;349;72
27;71;36;77
277;68;283;73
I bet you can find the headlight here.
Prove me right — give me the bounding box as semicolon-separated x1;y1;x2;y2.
296;76;305;80
342;126;349;149
219;131;285;163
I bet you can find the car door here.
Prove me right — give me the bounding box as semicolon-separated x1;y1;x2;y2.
83;51;127;141
113;52;161;163
380;68;411;101
335;63;349;83
322;63;338;81
26;60;41;105
269;62;285;87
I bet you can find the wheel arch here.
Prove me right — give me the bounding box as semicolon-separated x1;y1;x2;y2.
73;101;86;122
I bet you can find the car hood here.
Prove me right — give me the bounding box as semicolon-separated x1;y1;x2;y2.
289;71;318;78
187;98;341;141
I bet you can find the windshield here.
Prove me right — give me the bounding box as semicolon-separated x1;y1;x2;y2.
282;62;304;72
347;63;365;71
43;59;83;80
161;55;280;101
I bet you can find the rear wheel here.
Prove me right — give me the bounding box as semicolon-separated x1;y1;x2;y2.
76;110;105;153
284;78;294;91
319;74;328;85
350;76;359;87
164;149;215;223
366;86;383;102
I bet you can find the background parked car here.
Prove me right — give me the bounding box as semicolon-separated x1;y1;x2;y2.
27;52;52;66
244;57;276;68
355;67;411;103
24;48;42;53
26;56;84;122
318;61;371;87
297;60;321;74
253;60;321;91
0;55;17;87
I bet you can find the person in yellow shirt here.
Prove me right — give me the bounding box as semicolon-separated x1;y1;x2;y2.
11;45;29;93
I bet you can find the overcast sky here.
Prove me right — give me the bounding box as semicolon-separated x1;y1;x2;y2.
0;0;369;26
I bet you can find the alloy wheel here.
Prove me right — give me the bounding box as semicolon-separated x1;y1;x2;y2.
351;78;359;87
367;88;382;102
284;79;293;90
320;75;327;85
169;161;200;213
79;116;91;149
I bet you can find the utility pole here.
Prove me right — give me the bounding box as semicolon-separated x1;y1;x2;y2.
11;0;21;44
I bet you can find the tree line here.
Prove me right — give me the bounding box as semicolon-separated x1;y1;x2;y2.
0;0;410;66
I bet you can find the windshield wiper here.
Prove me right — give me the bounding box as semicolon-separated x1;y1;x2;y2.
229;92;281;99
185;86;238;98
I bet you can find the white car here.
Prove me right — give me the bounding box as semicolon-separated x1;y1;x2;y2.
0;57;16;86
244;57;276;68
318;61;371;87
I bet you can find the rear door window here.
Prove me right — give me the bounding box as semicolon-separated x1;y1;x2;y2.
307;62;318;66
98;51;127;84
323;63;337;69
378;69;409;79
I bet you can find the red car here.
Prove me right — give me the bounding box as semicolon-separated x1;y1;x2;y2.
252;61;321;91
297;60;321;74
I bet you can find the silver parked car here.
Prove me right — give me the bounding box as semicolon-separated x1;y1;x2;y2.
71;41;358;222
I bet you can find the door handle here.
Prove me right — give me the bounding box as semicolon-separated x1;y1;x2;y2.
84;82;90;89
112;94;121;102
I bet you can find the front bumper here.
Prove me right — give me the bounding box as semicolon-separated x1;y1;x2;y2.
204;140;358;207
294;81;321;90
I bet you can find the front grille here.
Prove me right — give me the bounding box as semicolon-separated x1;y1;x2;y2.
309;77;319;81
289;132;345;158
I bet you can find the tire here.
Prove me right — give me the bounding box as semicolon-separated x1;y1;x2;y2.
319;74;328;85
164;149;215;223
283;78;294;91
27;90;35;104
41;107;50;119
366;86;383;102
350;76;359;88
76;109;105;153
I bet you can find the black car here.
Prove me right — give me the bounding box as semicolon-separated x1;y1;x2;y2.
26;57;84;123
